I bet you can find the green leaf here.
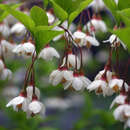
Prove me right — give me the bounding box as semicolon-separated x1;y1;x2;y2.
111;28;130;52
50;0;68;21
103;0;120;24
68;0;92;25
119;8;130;18
34;29;64;53
30;6;48;26
0;3;22;22
43;0;49;9
35;20;61;31
0;4;35;33
118;0;130;9
53;0;85;14
118;12;130;27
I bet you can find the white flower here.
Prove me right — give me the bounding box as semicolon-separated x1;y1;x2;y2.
49;67;73;86
87;18;107;33
95;69;112;82
63;73;82;91
28;98;45;117
62;52;81;69
89;0;106;12
4;15;17;26
6;92;29;112
73;30;86;46
39;46;60;61
83;34;100;47
47;12;55;24
1;40;16;55
110;94;126;109
10;22;26;36
22;42;35;56
1;68;12;80
113;104;130;122
88;79;113;96
0;59;4;72
26;85;40;100
63;72;91;91
13;41;35;56
0;22;10;38
109;76;124;92
79;73;91;88
103;34;127;50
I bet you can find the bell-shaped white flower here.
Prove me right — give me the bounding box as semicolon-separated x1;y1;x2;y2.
110;94;126;109
0;59;4;72
13;41;35;57
88;73;114;96
10;22;26;36
113;104;130;122
73;29;86;46
49;67;73;86
47;11;55;25
109;76;124;92
63;72;91;91
39;45;60;61
26;85;40;100
28;96;45;117
89;0;106;12
95;69;112;82
1;68;12;80
103;34;127;50
4;15;17;26
6;92;29;112
0;22;10;38
87;17;107;33
83;34;100;48
79;73;91;88
1;40;16;56
62;52;81;69
22;41;35;56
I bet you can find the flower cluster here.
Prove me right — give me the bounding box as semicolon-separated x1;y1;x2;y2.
0;1;129;128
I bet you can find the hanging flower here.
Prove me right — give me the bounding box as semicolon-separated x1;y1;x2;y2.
39;45;60;61
0;22;10;38
1;68;12;80
113;104;130;129
110;94;126;109
13;40;35;57
73;29;86;46
63;72;91;91
109;75;124;92
26;85;40;100
83;33;100;48
10;22;26;36
49;66;73;86
62;52;81;69
86;15;107;33
1;39;16;56
88;69;114;96
89;0;106;12
46;11;55;25
6;92;29;112
27;95;45;117
103;34;127;50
